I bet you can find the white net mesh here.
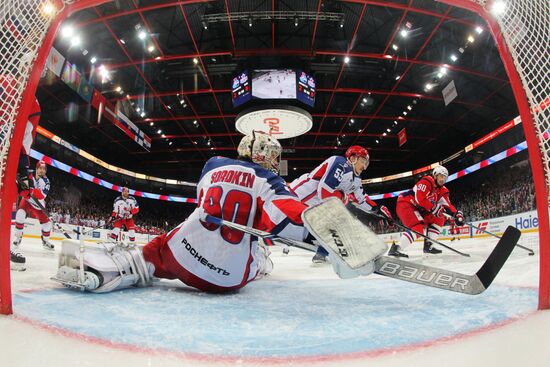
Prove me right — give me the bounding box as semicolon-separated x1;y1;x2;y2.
0;0;63;197
475;0;550;199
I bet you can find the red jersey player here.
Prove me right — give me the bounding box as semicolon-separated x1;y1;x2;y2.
389;166;464;257
108;187;139;244
289;145;393;263
53;132;386;293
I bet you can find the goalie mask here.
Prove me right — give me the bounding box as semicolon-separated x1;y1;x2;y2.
238;131;282;173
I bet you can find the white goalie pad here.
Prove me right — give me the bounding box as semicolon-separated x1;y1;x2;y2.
302;197;388;279
54;240;153;293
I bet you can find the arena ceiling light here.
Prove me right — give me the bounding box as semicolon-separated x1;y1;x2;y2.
467;35;475;43
69;35;81;47
120;39;126;44
90;56;96;64
475;26;484;34
60;24;74;38
450;54;458;62
392;44;399;51
137;30;147;40
148;45;155;53
193;58;199;65
41;2;56;16
344;56;350;64
491;1;507;15
98;64;109;82
399;29;408;38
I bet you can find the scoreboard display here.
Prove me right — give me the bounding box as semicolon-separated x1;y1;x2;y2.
231;71;252;107
297;70;316;107
231;69;316;108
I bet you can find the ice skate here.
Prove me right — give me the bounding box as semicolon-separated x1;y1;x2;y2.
388;242;409;258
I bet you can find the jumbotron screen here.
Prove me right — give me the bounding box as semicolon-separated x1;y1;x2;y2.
297;70;316;107
231;69;316;107
231;71;252;107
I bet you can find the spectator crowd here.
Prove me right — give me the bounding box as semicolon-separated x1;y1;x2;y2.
40;159;536;236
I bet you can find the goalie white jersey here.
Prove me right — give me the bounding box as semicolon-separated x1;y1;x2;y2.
164;156;308;289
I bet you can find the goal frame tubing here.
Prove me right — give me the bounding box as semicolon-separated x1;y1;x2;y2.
438;0;550;309
0;0;108;315
1;0;548;314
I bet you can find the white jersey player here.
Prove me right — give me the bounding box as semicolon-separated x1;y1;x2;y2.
290;145;393;263
109;187;139;243
52;132;386;293
12;160;53;271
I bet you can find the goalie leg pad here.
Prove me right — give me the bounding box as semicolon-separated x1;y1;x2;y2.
302;197;387;278
54;266;101;291
56;240;153;293
254;239;274;280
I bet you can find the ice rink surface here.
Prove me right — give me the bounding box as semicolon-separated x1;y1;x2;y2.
2;233;550;367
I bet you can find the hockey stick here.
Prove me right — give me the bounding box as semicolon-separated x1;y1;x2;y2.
204;215;520;294
374;226;520;294
26;196;72;239
73;219;111;237
345;203;471;257
442;213;534;256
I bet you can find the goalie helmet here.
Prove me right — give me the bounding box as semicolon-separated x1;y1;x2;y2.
432;165;448;178
238;131;282;173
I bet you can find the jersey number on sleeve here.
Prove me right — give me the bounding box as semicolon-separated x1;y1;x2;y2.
201;186;253;244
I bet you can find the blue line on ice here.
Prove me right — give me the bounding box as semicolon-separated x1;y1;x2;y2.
13;279;536;357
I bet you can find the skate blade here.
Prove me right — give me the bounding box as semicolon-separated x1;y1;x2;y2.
10;263;26;271
50;277;86;290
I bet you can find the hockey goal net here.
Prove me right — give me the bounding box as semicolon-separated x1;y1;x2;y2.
0;0;548;314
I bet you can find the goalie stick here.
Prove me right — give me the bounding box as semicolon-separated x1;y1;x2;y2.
204;215;521;294
346;202;471;257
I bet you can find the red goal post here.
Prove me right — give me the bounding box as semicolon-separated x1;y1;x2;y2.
0;0;548;314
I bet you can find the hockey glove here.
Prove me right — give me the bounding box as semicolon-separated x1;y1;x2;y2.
130;207;139;215
16;173;30;192
431;203;444;217
375;205;394;225
31;188;45;200
454;210;465;226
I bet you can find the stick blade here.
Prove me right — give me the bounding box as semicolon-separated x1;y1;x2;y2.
475;225;521;290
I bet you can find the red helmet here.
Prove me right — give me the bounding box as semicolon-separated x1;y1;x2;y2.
345;145;369;160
